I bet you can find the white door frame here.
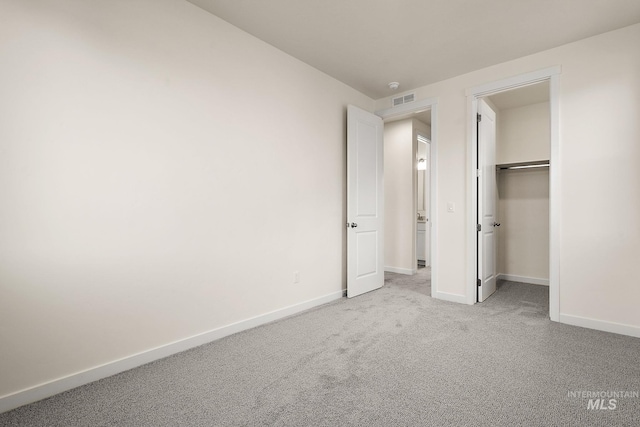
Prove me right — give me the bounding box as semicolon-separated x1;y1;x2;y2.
466;66;561;321
416;132;431;268
376;97;439;298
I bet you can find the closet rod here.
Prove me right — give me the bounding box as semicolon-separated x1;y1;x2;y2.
498;163;549;171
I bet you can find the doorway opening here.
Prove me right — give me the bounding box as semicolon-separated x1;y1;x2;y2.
376;99;438;298
416;132;431;271
476;83;551;310
467;67;560;321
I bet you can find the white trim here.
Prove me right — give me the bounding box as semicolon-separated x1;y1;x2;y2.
375;98;440;301
467;95;479;305
376;97;438;121
434;291;470;305
0;290;344;414
559;314;640;339
497;274;549;286
428;107;438;299
384;266;417;275
465;66;561;97
467;67;561;320
548;73;561;322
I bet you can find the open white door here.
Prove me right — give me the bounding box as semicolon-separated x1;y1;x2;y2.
347;105;384;298
477;99;498;302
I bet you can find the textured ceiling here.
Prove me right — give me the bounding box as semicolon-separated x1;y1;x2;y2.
187;0;640;99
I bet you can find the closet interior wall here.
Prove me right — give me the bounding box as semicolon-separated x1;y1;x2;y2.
494;98;551;286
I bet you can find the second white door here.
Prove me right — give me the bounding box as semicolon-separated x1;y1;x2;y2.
347;105;384;298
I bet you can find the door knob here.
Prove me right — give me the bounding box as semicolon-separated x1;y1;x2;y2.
493;222;501;227
350;223;358;228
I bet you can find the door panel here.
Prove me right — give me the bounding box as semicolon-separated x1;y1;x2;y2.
347;105;384;298
356;121;378;216
483;231;495;281
356;231;378;277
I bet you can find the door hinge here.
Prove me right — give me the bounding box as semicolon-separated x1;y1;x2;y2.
477;224;481;232
477;113;482;122
477;279;481;287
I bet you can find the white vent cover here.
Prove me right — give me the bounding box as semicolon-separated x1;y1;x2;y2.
392;93;416;107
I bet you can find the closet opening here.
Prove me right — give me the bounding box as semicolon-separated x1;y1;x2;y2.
477;81;551;311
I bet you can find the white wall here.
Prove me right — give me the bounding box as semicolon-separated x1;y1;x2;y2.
497;169;550;282
496;101;550;283
383;118;431;273
0;0;373;402
497;102;550;165
375;23;640;329
383;119;414;273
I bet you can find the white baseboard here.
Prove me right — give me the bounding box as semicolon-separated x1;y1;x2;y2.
497;273;549;286
0;290;344;414
559;314;640;339
384;266;417;275
434;291;469;305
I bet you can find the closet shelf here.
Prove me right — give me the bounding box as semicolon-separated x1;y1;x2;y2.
497;160;549;171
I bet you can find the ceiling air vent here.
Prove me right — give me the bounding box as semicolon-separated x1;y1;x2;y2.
392;93;416;107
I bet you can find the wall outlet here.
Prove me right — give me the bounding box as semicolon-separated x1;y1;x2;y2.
293;271;300;284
